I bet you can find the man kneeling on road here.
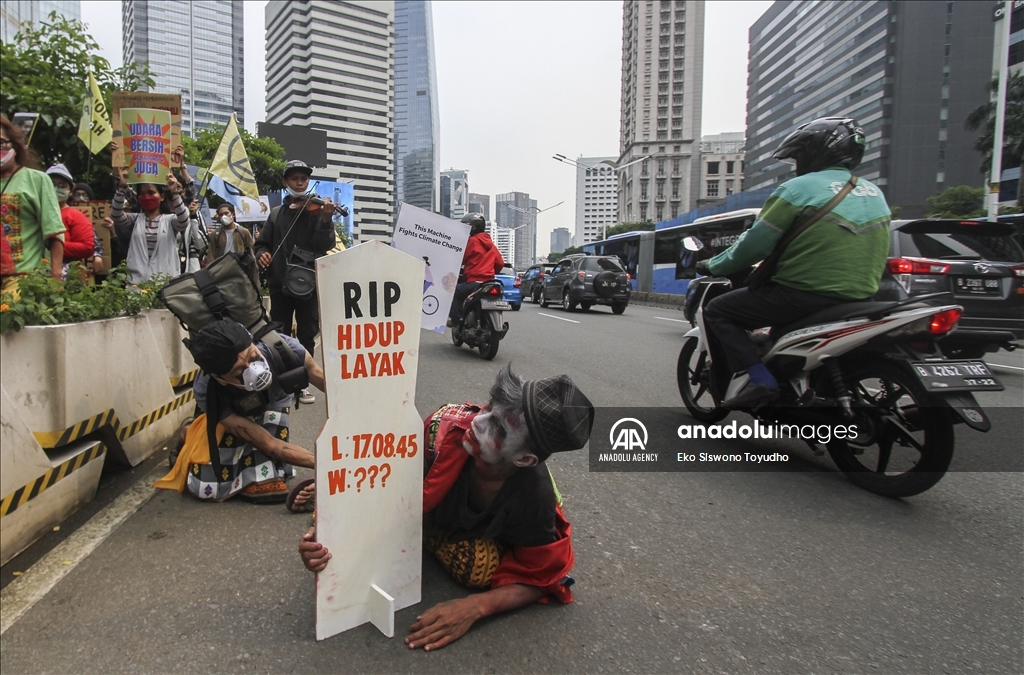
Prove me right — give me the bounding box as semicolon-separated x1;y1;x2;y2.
155;320;325;503
298;366;594;651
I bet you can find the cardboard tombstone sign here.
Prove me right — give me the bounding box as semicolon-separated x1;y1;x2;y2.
314;241;424;641
390;203;471;333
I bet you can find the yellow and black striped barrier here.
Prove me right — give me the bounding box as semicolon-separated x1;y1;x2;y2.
170;369;199;388
0;443;106;519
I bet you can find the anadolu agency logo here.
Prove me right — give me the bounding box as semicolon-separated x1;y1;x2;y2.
609;418;648;451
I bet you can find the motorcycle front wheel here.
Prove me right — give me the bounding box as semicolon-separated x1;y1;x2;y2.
826;358;954;498
677;337;729;423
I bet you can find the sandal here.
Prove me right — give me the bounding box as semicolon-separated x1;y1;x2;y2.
286;478;316;513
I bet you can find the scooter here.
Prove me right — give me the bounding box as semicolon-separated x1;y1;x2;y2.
676;237;1002;498
452;280;509;360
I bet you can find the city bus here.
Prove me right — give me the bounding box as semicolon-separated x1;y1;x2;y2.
582;208;760;295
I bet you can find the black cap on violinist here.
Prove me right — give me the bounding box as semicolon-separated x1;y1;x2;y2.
283;160;313;178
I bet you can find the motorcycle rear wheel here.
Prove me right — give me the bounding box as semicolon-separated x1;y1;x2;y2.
478;323;500;360
677;337;729;423
826;358;954;498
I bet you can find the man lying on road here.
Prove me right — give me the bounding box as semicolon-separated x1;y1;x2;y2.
298;366;595;651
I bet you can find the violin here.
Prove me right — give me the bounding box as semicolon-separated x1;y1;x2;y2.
295;194;349;217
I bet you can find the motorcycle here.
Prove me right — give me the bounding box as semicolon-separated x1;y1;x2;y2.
451;280;510;360
676;237;1003;498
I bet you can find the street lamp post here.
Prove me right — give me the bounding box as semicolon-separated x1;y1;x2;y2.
505;201;564;266
552;154;650;240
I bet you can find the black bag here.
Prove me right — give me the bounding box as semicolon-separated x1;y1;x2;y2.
159;251;269;338
283;245;317;299
746;176;858;290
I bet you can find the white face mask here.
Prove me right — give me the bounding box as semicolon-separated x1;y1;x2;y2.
1;148;14;170
286;186;308;199
219;214;233;226
241;353;273;391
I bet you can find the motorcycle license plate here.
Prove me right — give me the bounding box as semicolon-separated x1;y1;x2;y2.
480;300;511;310
909;361;1003;392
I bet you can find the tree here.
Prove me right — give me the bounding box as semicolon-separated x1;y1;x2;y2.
549;245;585;260
965;72;1024;204
181;126;286;196
926;186;986;218
0;12;154;198
604;221;655;238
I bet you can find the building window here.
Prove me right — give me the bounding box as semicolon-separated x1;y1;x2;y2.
707;180;719;197
725;180;734;195
706;161;720;175
726;160;734;174
640;205;648;220
656;206;663;221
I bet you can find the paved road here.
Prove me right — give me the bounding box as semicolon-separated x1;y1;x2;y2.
1;301;1021;673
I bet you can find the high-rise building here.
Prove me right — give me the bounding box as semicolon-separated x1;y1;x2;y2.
122;1;244;137
496;191;537;270
439;169;468;219
574;156;618;244
618;0;705;224
468;192;490;221
550;227;572;254
1;1;80;43
394;0;439;212
697;132;744;207
744;1;993;218
265;1;393;240
486;222;515;269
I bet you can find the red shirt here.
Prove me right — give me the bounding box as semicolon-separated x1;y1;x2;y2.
60;206;96;261
462;231;505;282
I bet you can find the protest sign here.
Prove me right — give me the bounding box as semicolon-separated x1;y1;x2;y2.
72;201;112;272
110;92;181;166
12;113;39;146
314;241;424;641
390;203;470;333
119;108;172;184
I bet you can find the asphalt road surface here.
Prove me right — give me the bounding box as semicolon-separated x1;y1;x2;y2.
1;300;1021;674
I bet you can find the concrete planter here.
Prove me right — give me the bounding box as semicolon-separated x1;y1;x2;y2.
143;308;198;387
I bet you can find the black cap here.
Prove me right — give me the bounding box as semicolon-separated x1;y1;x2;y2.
283;160;313;178
522;375;595;461
187;320;252;376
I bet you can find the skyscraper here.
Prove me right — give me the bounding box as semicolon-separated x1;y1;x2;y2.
496;191;536;270
122;0;244;137
486;222;515;269
696;132;744;207
265;1;393;240
550;227;572;254
2;1;80;43
439;169;468;219
468;193;490;220
574;156;618;244
744;1;993;217
618;0;705;224
394;0;439;212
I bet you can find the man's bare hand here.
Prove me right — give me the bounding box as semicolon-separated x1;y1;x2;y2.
405;597;482;652
299;527;331;573
172;144;185;166
258;251;272;269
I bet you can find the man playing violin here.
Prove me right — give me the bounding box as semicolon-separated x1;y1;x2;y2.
254;160;337;405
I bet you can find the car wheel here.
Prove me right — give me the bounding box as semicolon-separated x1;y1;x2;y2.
580;302;592;311
539;291;549;308
512;303;521;311
611;302;627;315
532;288;542;304
562;290;577;312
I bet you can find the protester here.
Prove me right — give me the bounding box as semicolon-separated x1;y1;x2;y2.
68;182;95;206
180;198;208;273
448;213;504;327
0;115;64;294
46;164;96;274
298;366;595;651
154;319;326;503
254;160;337;405
110;168;189;284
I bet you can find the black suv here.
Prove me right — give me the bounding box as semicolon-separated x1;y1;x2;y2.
540;255;630;314
520;263;556;303
876;218;1024;355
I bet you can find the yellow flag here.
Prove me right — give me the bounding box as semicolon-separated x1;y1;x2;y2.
208;113;259;201
77;71;113;155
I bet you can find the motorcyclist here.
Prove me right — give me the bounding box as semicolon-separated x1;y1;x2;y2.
696;117;891;408
447;213;505;328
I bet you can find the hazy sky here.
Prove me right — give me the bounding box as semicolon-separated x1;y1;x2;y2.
81;0;771;255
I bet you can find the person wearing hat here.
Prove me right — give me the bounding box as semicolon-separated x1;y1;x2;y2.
253;160;337;405
46;164;96;272
298;365;595;651
154;319;326;503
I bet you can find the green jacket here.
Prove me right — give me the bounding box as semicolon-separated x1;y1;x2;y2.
707;167;891;300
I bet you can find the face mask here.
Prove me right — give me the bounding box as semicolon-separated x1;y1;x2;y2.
219;214;233;226
55;187;71;202
1;149;14;169
286;186;308;199
72;192;88;204
138;194;162;212
241;353;273;392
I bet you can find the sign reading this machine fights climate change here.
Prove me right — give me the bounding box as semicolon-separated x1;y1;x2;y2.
314;241;424;641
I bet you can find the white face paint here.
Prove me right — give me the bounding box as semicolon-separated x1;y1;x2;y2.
463;405;532;466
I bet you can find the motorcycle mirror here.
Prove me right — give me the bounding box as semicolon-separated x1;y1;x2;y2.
682;236;704;252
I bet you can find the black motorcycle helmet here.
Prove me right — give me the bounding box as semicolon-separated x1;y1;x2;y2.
461;212;487;234
773;117;866;176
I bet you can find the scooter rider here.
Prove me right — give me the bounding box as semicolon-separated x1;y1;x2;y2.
695;117;891;409
447;213;505;328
